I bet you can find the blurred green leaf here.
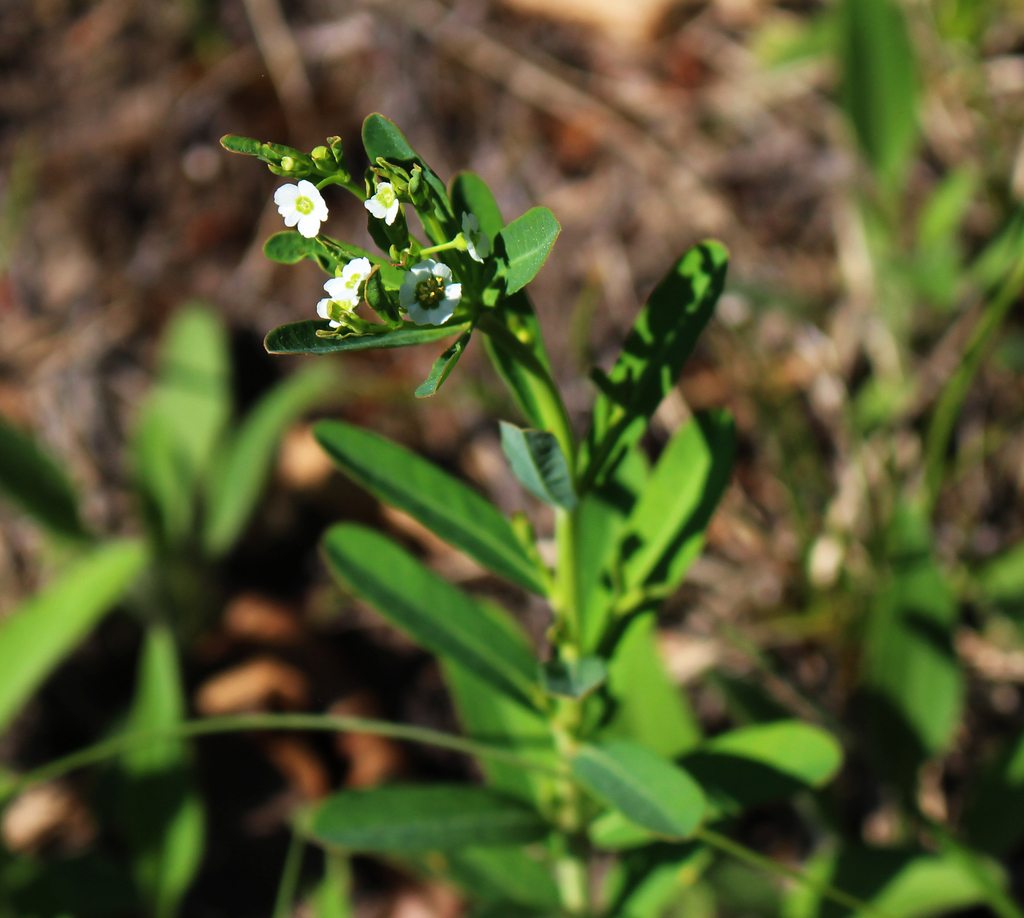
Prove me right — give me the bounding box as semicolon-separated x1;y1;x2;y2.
265;320;470;355
837;0;918;188
443;599;557;808
572;740;705;839
0;538;147;732
133;304;232;545
976;541;1024;615
683;721;842;815
917;168;976;251
964;724;1024;855
862;505;964;785
0;413;87;540
122;623;205;918
580;241;728;490
450;171;505;240
541;655;607;698
415;329;472;398
203;362;337;556
3;851;139;917
445;845;561;912
806;847;995;918
306;785;548;852
322;524;541;709
314;421;546;594
495;207;560;296
499;422;576;510
602;613;702;758
605;843;713;918
618;411;735;593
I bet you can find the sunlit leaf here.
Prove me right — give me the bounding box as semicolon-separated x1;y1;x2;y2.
499;422;576;510
495;207;560;295
265;320;470;355
415;330;472;398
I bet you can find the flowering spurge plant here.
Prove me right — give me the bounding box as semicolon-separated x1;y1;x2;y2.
212;114;858;916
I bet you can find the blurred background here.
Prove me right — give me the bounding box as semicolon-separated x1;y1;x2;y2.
4;0;1024;915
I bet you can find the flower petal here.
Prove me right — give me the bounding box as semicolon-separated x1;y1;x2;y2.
275;183;300;205
296;213;321;238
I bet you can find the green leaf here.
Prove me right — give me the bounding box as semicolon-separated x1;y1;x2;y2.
580;241;728;490
806;847;995;918
444;846;561;912
0;413;87;539
495;207;560;296
588;810;657;851
450;172;505;240
604;843;713;918
306;785;548;852
618;410;735;592
838;0;918;188
542;656;607;698
265;320;470;355
976;540;1024;615
682;721;842;815
219;134;262;156
132;304;232;545
572;740;705;838
499;422;577;510
122;623;205;918
862;504;964;786
264;231;322;265
307;853;351;918
203;363;338;556
322;524;541;708
313;421;545;594
415;329;472;398
602;613;702;758
0;538;147;732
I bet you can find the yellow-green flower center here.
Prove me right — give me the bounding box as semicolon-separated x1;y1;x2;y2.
295;195;315;215
415;275;446;307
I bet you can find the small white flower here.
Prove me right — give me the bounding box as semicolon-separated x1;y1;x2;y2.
364;182;400;226
323;257;372;307
399;259;462;326
274;180;328;238
461;212;491;263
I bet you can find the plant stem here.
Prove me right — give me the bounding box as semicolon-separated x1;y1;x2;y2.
273;829;306;918
555;509;581;648
923;252;1024;509
2;712;566;801
696;828;892;918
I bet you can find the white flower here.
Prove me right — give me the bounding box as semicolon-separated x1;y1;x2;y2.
364;182;400;226
317;298;345;328
461;211;491;263
323;257;372;307
274;180;328;238
399;259;462;326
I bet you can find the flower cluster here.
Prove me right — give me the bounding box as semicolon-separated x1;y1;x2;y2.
273;171;494;331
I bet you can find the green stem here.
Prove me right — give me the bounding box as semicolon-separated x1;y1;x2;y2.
273;829;306;918
2;713;566;801
418;234;466;258
555;509;581;647
923;253;1024;509
316;174;366;200
696;828;892;918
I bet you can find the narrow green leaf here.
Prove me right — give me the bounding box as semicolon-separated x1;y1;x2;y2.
265;320;470;355
541;656;607;698
601;613;702;758
580;241;729;490
203;363;338;556
450;172;505;240
495;207;560;296
307;785;548;852
122;623;205;918
977;540;1024;615
499;421;577;510
0;414;87;539
682;721;843;815
572;740;705;838
307;853;351;918
862;504;963;786
618;411;735;591
322;524;541;708
415;330;472;398
219;134;262;156
132;304;232;545
313;422;545;593
443;600;557;808
0;538;147;732
838;0;918;188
